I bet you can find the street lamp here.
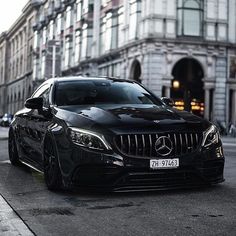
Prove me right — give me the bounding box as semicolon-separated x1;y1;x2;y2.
173;80;180;89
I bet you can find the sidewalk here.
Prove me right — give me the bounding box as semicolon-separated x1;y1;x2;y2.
221;136;236;144
0;127;9;140
0;194;33;236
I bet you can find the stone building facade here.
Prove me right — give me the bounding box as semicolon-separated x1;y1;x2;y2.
31;0;236;127
0;33;8;115
0;0;40;115
0;0;236;128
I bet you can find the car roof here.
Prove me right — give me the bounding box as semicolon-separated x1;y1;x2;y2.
44;76;135;85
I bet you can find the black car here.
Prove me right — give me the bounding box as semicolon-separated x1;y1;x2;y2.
8;77;225;191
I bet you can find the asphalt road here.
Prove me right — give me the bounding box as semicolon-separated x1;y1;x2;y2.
0;139;235;236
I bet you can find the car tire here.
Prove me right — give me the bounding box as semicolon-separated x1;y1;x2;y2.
43;137;63;191
8;130;20;166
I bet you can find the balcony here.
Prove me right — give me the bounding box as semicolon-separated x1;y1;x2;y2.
31;0;42;8
55;0;62;11
75;21;83;30
32;23;41;31
39;14;46;24
64;26;74;36
62;0;76;5
47;7;54;20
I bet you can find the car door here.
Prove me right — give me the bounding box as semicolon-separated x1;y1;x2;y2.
28;85;54;167
19;83;52;167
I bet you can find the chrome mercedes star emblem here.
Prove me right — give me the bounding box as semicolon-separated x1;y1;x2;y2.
155;136;173;156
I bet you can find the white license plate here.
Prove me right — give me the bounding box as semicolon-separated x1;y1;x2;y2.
150;158;179;169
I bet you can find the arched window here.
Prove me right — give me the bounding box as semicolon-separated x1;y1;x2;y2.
177;0;203;37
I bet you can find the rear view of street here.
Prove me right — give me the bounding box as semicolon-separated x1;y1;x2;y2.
0;128;235;236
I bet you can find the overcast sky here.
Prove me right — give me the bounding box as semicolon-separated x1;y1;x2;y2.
0;0;28;34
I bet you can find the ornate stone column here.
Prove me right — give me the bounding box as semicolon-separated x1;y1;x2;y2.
204;80;215;121
162;76;173;98
232;89;236;125
204;88;210;120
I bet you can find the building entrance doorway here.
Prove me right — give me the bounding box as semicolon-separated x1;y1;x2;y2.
130;60;142;83
171;58;204;117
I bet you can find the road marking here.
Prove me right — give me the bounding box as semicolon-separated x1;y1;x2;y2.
0;194;34;236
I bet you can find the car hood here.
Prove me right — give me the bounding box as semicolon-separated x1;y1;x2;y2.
55;104;210;134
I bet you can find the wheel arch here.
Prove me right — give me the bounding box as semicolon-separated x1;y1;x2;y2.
43;130;62;170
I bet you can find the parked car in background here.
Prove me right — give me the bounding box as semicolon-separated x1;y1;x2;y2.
1;113;13;127
8;77;225;191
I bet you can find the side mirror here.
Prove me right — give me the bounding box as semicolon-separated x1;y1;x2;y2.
25;97;43;110
161;97;174;107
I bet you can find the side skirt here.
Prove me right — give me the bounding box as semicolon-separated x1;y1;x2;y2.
19;159;44;174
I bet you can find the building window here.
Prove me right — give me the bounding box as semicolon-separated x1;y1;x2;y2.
129;0;141;40
66;6;72;29
82;0;89;14
76;0;82;21
64;37;71;68
20;56;23;75
105;12;112;51
81;23;88;59
118;7;124;47
42;27;47;45
99;11;118;53
177;0;203;37
16;58;19;77
28;18;33;37
101;0;108;7
49;20;54;40
33;31;39;50
100;17;106;55
41;53;46;78
57;13;62;35
33;59;37;80
74;30;81;64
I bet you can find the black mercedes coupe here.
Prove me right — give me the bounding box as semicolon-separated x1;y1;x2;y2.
8;77;225;191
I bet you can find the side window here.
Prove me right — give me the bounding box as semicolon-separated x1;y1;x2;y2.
41;89;50;108
32;84;50;98
32;83;51;108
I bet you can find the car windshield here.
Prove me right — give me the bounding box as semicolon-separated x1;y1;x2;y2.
55;80;163;106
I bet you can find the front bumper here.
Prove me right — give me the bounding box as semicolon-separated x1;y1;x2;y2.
61;142;225;191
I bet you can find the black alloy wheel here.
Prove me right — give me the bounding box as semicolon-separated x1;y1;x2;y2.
8;130;20;166
44;138;63;191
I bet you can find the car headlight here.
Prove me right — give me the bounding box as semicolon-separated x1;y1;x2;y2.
69;127;111;151
202;125;220;147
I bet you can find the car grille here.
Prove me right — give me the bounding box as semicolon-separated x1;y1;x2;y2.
114;171;203;190
114;132;203;158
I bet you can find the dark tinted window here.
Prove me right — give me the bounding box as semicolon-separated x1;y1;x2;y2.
55;80;162;106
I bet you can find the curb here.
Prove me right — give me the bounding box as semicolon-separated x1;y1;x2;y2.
0;194;34;236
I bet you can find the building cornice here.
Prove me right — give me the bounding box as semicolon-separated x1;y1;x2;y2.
6;0;38;38
0;32;7;44
63;37;236;73
23;0;41;15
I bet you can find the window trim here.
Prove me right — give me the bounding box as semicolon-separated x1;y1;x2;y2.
32;83;50;98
